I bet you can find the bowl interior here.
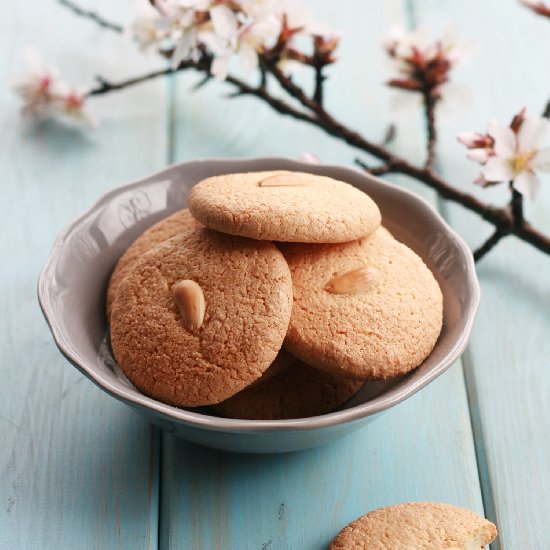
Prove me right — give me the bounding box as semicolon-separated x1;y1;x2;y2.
39;158;478;431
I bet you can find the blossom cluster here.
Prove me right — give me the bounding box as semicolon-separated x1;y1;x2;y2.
12;49;95;127
383;26;470;97
132;0;339;80
458;109;550;199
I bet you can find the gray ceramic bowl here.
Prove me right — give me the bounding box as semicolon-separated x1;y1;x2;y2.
39;158;479;453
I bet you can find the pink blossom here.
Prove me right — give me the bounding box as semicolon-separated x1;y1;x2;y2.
459;109;550;199
12;48;96;127
384;26;472;97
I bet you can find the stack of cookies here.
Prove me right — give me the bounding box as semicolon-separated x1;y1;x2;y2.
108;170;443;420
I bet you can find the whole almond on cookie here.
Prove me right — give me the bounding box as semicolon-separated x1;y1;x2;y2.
172;280;206;331
328;502;497;549
324;267;380;294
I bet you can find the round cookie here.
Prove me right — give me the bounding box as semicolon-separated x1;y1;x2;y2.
282;227;443;379
110;228;293;407
212;351;365;420
188;170;381;243
107;209;201;318
328;502;497;549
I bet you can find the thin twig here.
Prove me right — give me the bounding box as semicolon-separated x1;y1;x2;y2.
423;89;438;170
58;0;123;33
474;229;509;262
543;98;550;119
313;66;325;105
89;69;174;96
267;62;325;115
382;124;396;145
355;158;397;176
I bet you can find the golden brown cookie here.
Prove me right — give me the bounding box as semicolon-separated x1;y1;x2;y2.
283;227;443;379
106;209;201;318
110;228;293;407
212;351;365;420
188;171;381;243
328;502;497;549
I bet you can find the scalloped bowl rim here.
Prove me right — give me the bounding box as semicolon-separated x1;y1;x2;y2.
38;157;480;433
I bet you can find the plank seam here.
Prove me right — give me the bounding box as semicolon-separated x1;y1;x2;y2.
406;3;494;544
157;430;165;550
460;348;500;550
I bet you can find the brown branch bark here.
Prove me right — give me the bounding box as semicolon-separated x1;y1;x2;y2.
89;69;174;96
510;187;525;227
58;0;123;33
474;229;509;261
423;89;438;170
313;66;325;105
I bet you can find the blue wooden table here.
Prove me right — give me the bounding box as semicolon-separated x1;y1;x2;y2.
1;1;549;548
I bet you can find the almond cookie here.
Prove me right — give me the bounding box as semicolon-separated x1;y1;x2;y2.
106;209;201;318
328;502;497;549
110;228;293;407
283;227;443;379
212;351;365;420
188;171;381;243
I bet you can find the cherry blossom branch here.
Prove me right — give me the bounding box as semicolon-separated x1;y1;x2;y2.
87;56;317;127
58;0;123;33
83;58;550;259
48;0;550;261
543;98;550;118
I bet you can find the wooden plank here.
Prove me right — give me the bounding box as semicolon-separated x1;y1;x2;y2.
161;1;485;548
410;1;550;548
161;369;482;550
0;2;167;548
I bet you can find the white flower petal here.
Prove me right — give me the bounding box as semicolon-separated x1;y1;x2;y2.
211;54;231;81
513;170;541;200
200;30;227;55
246;15;281;46
488;121;516;158
210;5;239;40
533;146;550;172
239;42;259;73
518;116;550;151
466;149;489;164
482;156;513;182
172;28;197;68
457;131;482;148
